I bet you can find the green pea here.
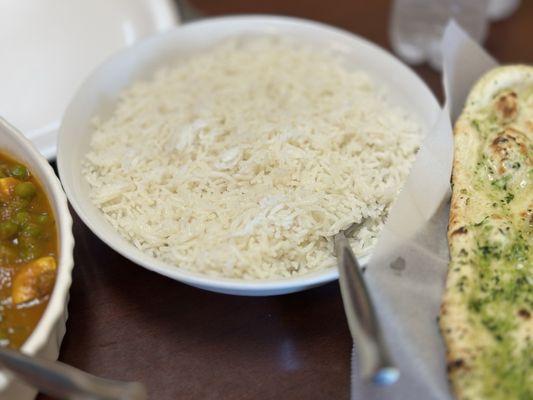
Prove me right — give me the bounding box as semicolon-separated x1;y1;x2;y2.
14;211;30;226
36;213;49;224
17;234;34;247
14;182;36;199
21;223;41;238
19;245;40;262
18;235;43;260
10;165;28;179
9;198;30;214
0;221;18;239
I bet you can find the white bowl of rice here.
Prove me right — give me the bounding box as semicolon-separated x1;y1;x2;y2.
57;16;440;296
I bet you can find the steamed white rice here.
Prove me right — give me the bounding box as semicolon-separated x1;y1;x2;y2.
82;37;423;279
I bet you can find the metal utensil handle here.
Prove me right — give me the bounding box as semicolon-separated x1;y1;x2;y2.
0;347;146;400
334;233;399;386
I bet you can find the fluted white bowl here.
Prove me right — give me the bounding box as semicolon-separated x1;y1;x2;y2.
0;118;74;399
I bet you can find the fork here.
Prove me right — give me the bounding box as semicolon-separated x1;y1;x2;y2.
0;347;146;400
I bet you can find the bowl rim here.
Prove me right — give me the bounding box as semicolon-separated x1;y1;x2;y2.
57;14;439;294
0;118;75;354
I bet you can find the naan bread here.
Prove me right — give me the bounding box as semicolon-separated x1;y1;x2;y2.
440;65;533;400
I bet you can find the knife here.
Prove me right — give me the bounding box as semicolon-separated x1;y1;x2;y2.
334;229;399;386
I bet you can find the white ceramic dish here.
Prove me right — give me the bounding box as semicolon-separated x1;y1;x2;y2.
57;15;440;296
0;118;74;399
0;0;179;159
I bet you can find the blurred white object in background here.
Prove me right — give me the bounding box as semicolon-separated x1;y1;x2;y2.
0;0;179;159
487;0;521;20
390;0;520;70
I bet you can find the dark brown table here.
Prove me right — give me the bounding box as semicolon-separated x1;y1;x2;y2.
39;1;533;399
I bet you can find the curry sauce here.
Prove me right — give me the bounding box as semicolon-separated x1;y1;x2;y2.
0;153;57;349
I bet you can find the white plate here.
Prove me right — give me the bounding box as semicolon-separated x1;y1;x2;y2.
0;0;179;159
58;16;440;296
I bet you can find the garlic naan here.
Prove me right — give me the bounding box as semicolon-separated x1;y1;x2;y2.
440;65;533;400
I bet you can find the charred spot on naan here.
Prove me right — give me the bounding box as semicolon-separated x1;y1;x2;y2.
493;91;518;121
447;358;466;373
451;226;468;236
487;128;530;175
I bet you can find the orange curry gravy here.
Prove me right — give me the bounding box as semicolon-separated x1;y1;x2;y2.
0;152;58;349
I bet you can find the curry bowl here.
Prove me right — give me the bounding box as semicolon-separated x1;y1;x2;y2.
57;15;439;296
0;118;74;399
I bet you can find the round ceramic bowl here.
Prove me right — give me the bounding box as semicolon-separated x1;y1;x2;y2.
0;118;74;399
57;15;439;296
